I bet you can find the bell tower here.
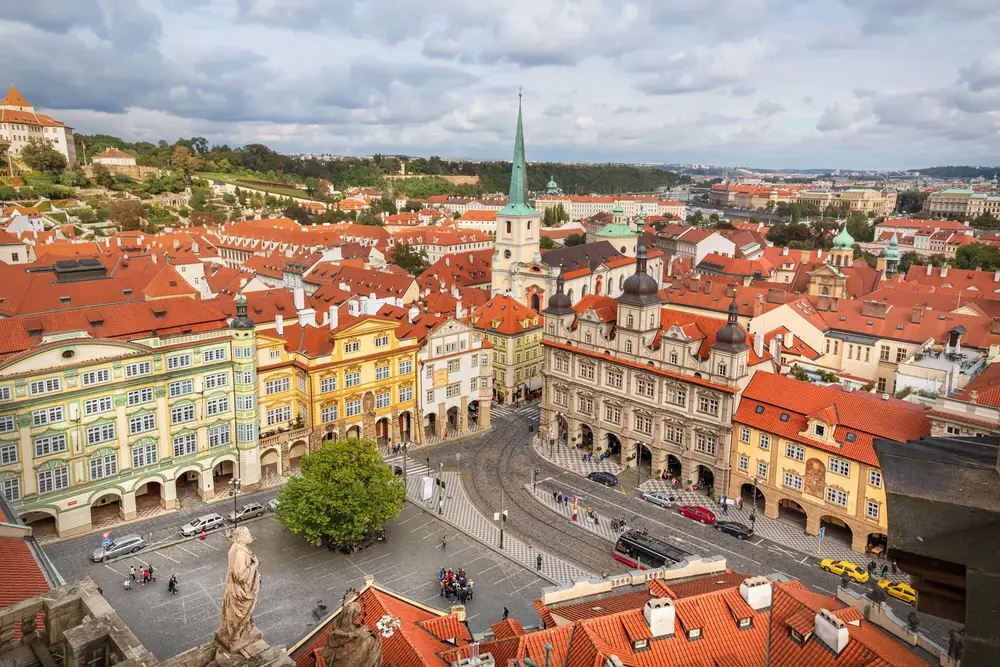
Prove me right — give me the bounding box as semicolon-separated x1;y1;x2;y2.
491;94;542;296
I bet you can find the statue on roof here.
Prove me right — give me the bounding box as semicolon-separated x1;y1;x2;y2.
321;590;382;667
216;526;262;653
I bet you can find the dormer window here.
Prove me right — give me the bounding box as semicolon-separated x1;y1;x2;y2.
788;628;808;646
814;424;826;437
738;617;752;629
687;628;701;640
633;638;648;651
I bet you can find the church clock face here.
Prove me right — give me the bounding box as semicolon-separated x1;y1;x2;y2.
504;250;512;259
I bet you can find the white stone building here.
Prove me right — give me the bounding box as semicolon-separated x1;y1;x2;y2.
418;316;493;438
92;147;137;166
0;86;77;169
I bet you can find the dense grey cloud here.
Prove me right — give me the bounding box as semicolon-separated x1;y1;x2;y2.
4;0;1000;168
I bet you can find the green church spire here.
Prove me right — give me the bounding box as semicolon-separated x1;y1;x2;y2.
499;93;539;217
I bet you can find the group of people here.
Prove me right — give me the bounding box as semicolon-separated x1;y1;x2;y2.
867;559;897;579
439;567;474;603
122;563;179;595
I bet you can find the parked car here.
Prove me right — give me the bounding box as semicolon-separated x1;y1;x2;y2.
877;580;917;604
587;471;618;487
678;505;716;524
820;559;870;583
91;534;144;562
714;521;753;540
230;502;264;522
267;498;280;512
180;512;225;537
641;491;674;508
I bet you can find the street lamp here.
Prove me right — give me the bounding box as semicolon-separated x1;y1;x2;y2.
230;474;242;527
750;476;760;532
635;442;643;488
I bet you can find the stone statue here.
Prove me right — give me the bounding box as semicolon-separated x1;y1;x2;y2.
947;628;964;660
216;526;263;653
321;595;382;667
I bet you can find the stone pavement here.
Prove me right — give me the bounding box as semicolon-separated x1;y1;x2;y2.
638;478;910;584
531;436;623;477
490;402;541;422
402;468;595;585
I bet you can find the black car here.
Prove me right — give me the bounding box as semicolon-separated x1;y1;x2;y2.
587;471;618;487
714;521;753;540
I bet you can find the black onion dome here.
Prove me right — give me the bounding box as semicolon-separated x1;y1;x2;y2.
618;245;663;306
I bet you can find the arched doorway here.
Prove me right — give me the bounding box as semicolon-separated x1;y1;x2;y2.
778;498;808;529
581;424;593;449
288;441;308;473
346;425;361;440
175;468;202;505
446;406;460;435
322;427;337;444
261;448;281;479
90;490;124;529
468;401;479;427
606;433;621;456
398;411;412;442
424;413;437;439
740;483;766;511
595;275;603;295
212;460;235;490
375;417;391;448
666;455;682;478
636;442;652;480
135;479;166;512
555;413;569;447
696;465;715;491
20;510;57;541
530;293;540;311
819;515;854;550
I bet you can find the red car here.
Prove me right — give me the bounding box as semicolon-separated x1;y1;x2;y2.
678;505;716;524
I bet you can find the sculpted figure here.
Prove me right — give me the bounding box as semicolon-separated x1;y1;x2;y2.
216;526;263;652
321;596;382;667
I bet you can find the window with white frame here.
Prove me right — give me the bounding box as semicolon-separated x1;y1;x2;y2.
784;471;803;491
945;424;960;435
132;442;158;468
32;406;64;427
34;434;67;457
128;413;156;435
84;396;114;416
698;396;719;416
89;453;118;480
666;387;687;406
399;359;412;375
0;415;13;434
828;458;851;477
606;369;623;389
236;370;255;385
604;404;621;423
203;347;227;362
826;487;848;506
320;377;337;393
29;378;61;395
206;396;229;416
470;379;477;392
738;454;749;472
785;443;804;462
233;345;255;359
265;377;291;394
579;363;595;380
37;467;69;494
554;356;568;372
204;372;229;389
125;361;152;378
637;377;654;397
578;395;594;415
270;350;281;360
868;470;882;488
481;353;489;365
345;371;360;388
170;404;195;425
266;406;291;425
866;500;880;519
376;392;391;409
625;341;633;354
344;341;360;353
172;433;198;457
553;387;567;406
0;387;9;402
237;422;255;443
446;383;460;398
208;424;231;448
236;394;254;410
426;366;434;379
87;422;116;445
426;389;434;404
669;351;678;364
696;432;717;455
757;462;768;479
166;354;192;370
375;335;389;347
0;443;17;465
759;434;770;450
634;414;652;435
740;427;751;443
321;405;339;423
470;354;478;367
446;359;460;373
399;385;413;402
81;369;111;386
813;423;826;437
2;477;20;501
346;399;362;417
169;379;194;398
376;365;391;380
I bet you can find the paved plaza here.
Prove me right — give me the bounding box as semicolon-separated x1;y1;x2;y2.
43;502;549;659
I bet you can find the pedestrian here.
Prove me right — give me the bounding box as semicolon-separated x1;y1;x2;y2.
722;502;728;515
440;568;447;581
442;535;447;550
142;569;150;586
737;497;743;510
891;560;898;575
841;571;851;589
720;493;726;506
881;564;889;578
536;553;543;571
503;607;510;620
123;576;131;592
129;565;137;581
556;492;562;505
168;574;178;595
148;563;156;582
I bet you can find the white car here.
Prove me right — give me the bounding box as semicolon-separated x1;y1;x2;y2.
642;491;675;508
230;502;264;522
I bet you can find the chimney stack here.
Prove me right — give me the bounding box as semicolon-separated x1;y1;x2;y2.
990;317;1000;335
703;279;712;294
689;276;700;292
329;305;338;330
753;331;764;358
275;314;284;335
814;609;850;655
739;576;773;611
726;283;738;298
408;306;420;324
860;300;889;319
753;293;764;318
642;598;675;638
926;264;933;276
784;331;795;348
941;264;949;278
293;287;306;311
911;306;924;324
767;288;784;304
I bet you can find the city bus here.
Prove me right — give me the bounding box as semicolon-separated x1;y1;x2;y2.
613;529;691;570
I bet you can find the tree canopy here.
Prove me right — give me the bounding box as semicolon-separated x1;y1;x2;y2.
956;244;1000;271
21;138;67;173
274;438;406;548
391;243;430;276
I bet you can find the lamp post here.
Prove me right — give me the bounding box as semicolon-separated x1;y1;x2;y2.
230;474;242;527
636;442;643;488
437;462;444;514
750;476;760;532
402;442;408;478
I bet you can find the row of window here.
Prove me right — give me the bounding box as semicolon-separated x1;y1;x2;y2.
738;460;883;518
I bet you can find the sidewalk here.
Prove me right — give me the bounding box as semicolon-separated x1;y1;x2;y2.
402;470;595;585
531;436;622;478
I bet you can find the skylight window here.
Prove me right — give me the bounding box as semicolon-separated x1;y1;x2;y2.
780;413;790;422
755;405;765;414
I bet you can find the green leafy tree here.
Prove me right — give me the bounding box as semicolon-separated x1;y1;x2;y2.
0;139;10;166
171;146;203;184
391;243;430;275
895;190;928;215
845;211;874;242
93;163;116;189
275;439;405;547
283;204;310;225
108;199;144;231
539;236;555;249
956;243;1000;271
21;138;67;173
565;233;585;246
356;210;383;226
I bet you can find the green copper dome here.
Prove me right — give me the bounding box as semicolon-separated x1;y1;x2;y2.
597;221;636;238
611;205;624;216
885;233;900;262
832;224;855;250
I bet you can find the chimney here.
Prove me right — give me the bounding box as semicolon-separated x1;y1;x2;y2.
329;305;338;330
445;256;451;267
191;241;199;255
995;269;1000;283
689;275;700;292
703;280;712;294
667;254;676;276
970;390;979;404
753;293;764;317
817;295;831;312
739;576;773;611
642;598;675;638
151;253;158;264
451;285;460;298
926;264;932;276
298;308;316;327
753;331;764;358
116;237;121;246
173;238;180;250
941;264;949;278
767;288;784;304
814;609;850;655
293;287;306;310
774;334;783;366
990;317;1000;335
348;300;360;317
450;604;467;622
275;314;284;335
860;300;889;319
830;297;839;312
408;306;420;323
671;274;682;288
726;283;738;298
782;246;789;256
769;336;780;360
911;306;924;324
784;331;795;348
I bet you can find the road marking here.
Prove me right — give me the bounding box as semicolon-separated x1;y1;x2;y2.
751;539;765;546
478;562;504;576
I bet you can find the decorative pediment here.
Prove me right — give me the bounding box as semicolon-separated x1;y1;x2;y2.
665;325;691;341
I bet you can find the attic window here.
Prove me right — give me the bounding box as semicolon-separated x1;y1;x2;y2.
687;628;702;640
755;405;765;414
122;288;133;296
59;296;71;304
846;433;856;442
633;638;649;651
738;617;752;629
277;305;286;311
28;328;42;337
788;628;810;646
780;413;790;422
169;281;177;287
938;315;945;320
153;310;166;319
89;320;104;328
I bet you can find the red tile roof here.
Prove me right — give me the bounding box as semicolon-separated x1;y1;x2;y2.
950;361;1000;407
143;265;198;298
0;537;51;608
418;250;493;291
469;294;543;336
905;265;1000;293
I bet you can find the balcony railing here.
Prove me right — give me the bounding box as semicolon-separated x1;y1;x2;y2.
260;424;311;449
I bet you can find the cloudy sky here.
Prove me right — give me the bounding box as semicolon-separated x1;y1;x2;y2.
5;0;1000;169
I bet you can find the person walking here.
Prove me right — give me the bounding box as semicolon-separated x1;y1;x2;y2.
123;576;131;592
881;563;889;578
142;568;150;586
442;534;447;550
129;565;137;581
168;574;178;595
536;553;543;571
503;607;510;620
147;563;156;582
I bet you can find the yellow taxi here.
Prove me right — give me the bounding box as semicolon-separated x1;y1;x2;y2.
878;580;917;605
820;559;870;583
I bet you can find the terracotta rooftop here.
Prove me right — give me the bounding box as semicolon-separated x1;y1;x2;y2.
469;294;543;336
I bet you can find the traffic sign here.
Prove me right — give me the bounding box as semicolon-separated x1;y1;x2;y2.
818;527;826;541
101;531;111;540
101;539;111;547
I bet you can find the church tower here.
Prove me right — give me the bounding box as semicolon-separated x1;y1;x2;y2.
616;245;663;355
230;294;262;487
491;95;542;296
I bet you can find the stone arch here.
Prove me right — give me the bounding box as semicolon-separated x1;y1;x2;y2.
90;488;126;527
819;514;855;550
567;288;574;302
19;508;58;540
346;425;362;440
261;447;281;479
288;440;308;472
740;482;767;511
582;284;589;297
595;275;603;296
87;485;125;507
530;293;540;311
132;475;168;512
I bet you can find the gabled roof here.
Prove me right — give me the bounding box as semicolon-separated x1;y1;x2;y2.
143;265;198;298
0;85;29;107
469;294;542;336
